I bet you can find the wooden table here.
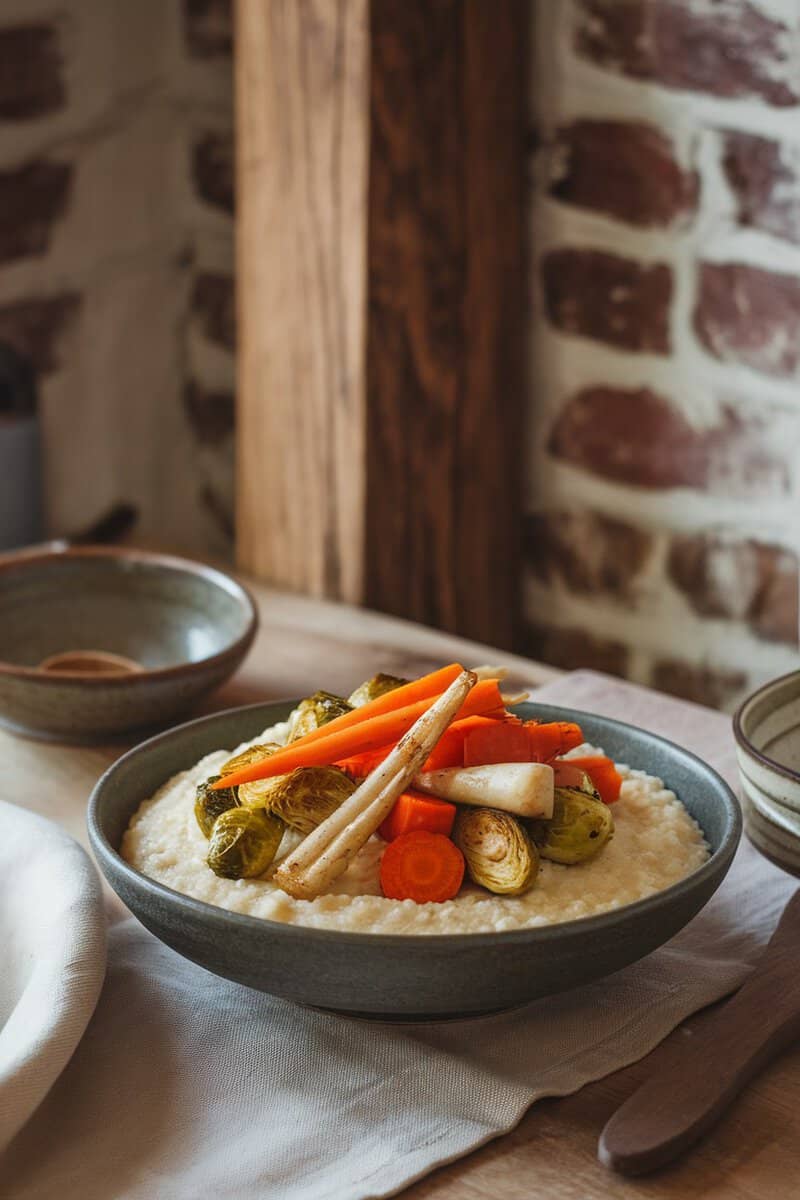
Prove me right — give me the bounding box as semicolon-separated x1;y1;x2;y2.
6;580;799;1198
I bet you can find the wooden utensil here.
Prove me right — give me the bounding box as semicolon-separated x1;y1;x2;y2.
599;888;800;1175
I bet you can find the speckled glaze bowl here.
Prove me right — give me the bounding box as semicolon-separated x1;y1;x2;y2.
0;546;257;740
734;670;800;878
88;701;741;1019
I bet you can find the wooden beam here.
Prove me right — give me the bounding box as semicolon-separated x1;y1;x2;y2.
235;0;369;601
364;0;527;648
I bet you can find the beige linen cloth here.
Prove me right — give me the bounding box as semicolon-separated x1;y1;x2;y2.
2;671;796;1200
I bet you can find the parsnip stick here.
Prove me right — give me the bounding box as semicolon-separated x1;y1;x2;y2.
470;665;508;682
274;669;477;900
415;763;554;819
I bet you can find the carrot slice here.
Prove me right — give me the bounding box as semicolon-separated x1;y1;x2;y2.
557;754;623;804
214;679;507;790
422;715;507;770
525;721;584;763
380;831;465;903
378;790;456;842
463;720;530;766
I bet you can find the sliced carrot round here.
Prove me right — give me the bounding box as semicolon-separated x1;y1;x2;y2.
380;831;465;904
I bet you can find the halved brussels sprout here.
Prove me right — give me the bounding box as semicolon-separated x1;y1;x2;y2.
206;808;285;879
453;807;539;896
219;742;282;777
347;673;408;707
529;787;614;865
238;765;355;835
287;691;353;742
195;775;239;838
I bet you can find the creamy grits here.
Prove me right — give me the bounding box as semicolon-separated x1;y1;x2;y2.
121;717;710;935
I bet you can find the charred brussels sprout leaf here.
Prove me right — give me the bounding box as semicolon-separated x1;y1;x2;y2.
195;775;239;839
529;787;614;865
347;673;409;707
207;808;285;879
453;807;539;896
239;765;355;835
219;742;282;777
287;691;353;742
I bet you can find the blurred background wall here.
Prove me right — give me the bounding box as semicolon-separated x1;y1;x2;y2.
2;0;798;709
0;0;235;555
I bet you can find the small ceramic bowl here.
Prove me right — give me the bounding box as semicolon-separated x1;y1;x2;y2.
0;546;257;741
734;669;800;878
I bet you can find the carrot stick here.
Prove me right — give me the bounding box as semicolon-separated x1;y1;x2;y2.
525;721;585;763
380;831;465;903
214;679;508;789
338;715;507;777
378;790;456;842
463;721;531;766
557;754;623;804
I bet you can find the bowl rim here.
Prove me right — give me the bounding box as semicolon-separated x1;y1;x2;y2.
88;698;742;950
0;545;258;686
733;667;800;787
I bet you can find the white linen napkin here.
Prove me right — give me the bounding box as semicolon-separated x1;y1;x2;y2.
0;801;106;1153
2;671;796;1200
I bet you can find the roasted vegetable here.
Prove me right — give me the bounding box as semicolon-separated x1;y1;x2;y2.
206;808;285;879
194;775;239;838
453;807;539;896
529;787;614;865
415;762;554;818
219;742;282;778
347;673;408;708
287;691;353;742
238;765;356;834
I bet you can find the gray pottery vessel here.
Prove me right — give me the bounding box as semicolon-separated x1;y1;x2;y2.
88;701;741;1020
0;546;257;740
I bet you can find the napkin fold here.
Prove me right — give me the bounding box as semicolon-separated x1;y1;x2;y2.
0;801;106;1153
3;671;796;1200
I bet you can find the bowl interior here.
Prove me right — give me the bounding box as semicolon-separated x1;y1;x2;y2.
0;553;253;672
737;672;800;779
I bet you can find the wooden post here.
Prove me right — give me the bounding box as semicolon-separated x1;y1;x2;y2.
236;0;527;649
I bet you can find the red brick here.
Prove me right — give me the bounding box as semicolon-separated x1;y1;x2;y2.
523;623;629;677
548;119;698;228
525;510;653;601
191;272;235;351
0;295;80;374
669;534;799;646
192;132;234;214
722;132;800;247
184;0;232;58
575;0;799;108
184;381;235;445
651;658;748;710
694;262;800;378
549;387;791;497
0;162;73;263
0;24;65;120
542;249;672;354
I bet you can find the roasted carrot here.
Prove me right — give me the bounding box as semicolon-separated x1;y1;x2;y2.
462;719;530;766
339;715;508;777
557;754;623;804
525;721;584;763
380;830;465;903
378;790;457;842
213;679;507;789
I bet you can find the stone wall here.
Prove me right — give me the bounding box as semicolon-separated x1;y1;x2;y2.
527;0;800;709
0;0;235;554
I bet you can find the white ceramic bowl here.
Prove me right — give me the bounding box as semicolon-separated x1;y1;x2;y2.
734;670;800;877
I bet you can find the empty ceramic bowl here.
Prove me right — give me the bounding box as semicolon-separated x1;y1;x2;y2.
0;546;257;740
734;669;800;878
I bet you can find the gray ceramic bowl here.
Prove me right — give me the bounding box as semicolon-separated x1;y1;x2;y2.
0;546;257;740
88;700;741;1020
734;669;800;878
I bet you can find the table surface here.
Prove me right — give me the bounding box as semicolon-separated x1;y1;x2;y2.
5;577;799;1199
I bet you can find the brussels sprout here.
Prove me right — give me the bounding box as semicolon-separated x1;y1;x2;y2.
206;808;285;879
453;807;539;896
347;673;408;707
529;787;614;865
287;691;353;742
238;765;355;834
219;742;282;777
195;775;240;838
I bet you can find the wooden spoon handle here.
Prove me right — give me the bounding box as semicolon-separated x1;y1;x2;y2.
599;890;800;1176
